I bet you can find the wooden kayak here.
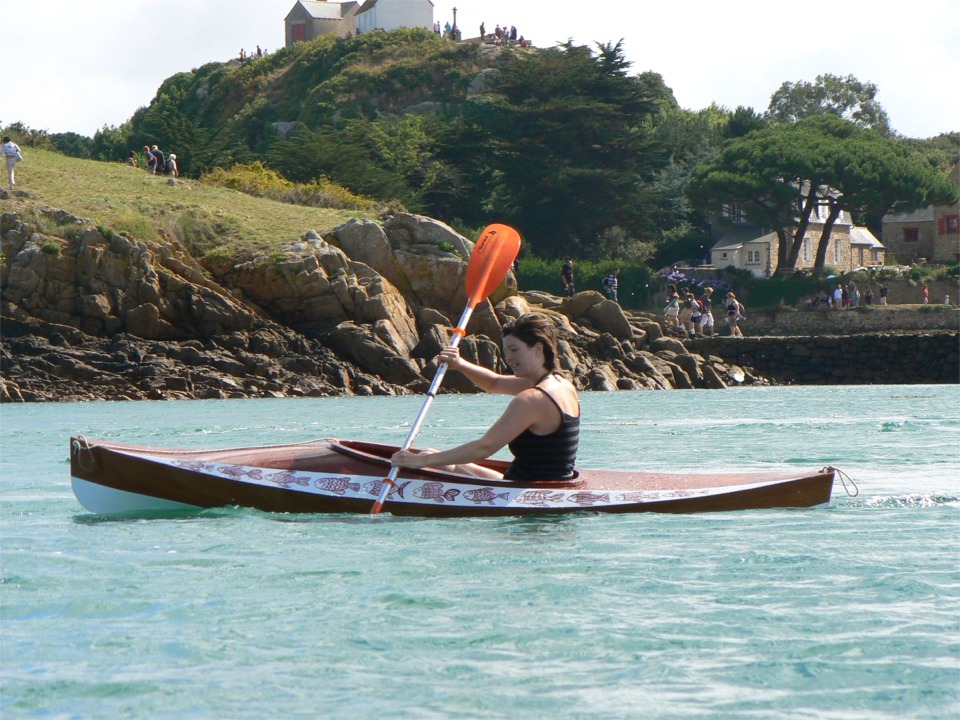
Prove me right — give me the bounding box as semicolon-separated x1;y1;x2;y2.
69;436;836;517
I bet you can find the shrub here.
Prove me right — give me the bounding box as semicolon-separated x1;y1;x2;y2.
202;161;378;212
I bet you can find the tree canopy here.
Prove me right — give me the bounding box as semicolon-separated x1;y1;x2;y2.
767;73;893;136
17;33;948;271
460;41;664;257
690;115;958;273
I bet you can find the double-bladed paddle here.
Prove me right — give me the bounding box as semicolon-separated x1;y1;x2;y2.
369;223;521;515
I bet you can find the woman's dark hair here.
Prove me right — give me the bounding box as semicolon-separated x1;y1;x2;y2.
502;313;558;371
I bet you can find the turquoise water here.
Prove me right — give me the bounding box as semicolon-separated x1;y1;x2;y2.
2;386;958;719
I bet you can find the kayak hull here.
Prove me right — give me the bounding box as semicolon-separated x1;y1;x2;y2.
69;437;836;517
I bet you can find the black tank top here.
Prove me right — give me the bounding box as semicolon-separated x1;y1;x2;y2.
504;386;580;481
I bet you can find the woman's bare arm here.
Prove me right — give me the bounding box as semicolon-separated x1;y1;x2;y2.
440;347;531;395
391;391;540;469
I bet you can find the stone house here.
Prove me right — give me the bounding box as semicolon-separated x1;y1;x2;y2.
285;0;433;46
709;202;884;276
285;1;359;44
881;165;960;265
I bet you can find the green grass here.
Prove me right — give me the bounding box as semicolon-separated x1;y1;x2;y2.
9;149;372;258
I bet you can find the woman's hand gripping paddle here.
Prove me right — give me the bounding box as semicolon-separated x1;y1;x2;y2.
369;224;521;515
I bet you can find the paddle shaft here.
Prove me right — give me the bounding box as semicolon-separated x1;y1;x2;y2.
368;303;475;514
368;223;519;515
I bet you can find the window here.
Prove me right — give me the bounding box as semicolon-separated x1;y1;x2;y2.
747;250;761;264
835;238;841;264
721;204;744;223
803;238;812;262
903;228;920;243
941;215;959;235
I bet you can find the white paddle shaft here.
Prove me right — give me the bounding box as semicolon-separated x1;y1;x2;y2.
370;304;474;510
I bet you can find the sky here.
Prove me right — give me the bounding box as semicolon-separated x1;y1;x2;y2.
6;0;959;140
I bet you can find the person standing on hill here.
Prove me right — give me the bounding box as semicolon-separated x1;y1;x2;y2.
2;136;23;189
164;154;178;178
144;145;157;174
151;145;165;175
922;284;929;304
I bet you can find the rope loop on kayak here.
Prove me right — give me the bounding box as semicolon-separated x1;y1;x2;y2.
822;465;858;497
71;435;96;471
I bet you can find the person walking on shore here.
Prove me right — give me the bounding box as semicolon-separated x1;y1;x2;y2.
603;268;620;303
561;260;575;297
726;292;744;337
663;284;680;332
699;286;715;336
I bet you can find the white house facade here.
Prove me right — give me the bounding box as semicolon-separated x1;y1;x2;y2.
285;0;433;45
355;0;434;34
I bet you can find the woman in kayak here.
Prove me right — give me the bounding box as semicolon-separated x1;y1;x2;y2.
390;312;580;480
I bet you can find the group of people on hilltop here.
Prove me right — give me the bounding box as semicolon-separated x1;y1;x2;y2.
436;21;461;41
127;144;178;178
239;46;266;63
664;284;741;338
479;22;528;47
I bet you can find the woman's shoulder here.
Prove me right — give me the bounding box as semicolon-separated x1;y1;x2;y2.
535;376;579;416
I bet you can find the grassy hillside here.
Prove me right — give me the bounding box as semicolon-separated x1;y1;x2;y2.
9;148;370;258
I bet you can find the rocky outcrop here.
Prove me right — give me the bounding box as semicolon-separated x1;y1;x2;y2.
1;206;759;402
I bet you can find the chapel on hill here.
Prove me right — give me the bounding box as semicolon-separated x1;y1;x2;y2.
285;0;434;45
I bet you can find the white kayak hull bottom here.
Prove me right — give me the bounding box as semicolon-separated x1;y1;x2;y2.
72;476;202;515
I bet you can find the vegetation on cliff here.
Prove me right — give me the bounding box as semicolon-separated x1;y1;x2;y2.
5;29;958;272
5;148;369;261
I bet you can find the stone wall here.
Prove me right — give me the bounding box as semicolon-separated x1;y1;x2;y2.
741;305;959;336
685;332;959;385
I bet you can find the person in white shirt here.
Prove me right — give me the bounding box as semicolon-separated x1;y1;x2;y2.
2;136;23;189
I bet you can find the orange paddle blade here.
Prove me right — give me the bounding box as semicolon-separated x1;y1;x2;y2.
464;224;521;308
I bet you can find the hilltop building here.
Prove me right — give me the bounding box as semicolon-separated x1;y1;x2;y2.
285;0;434;46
